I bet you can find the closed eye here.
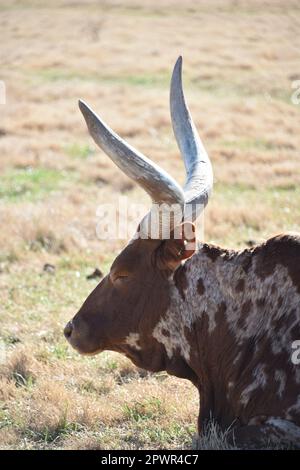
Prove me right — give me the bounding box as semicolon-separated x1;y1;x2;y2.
110;272;130;283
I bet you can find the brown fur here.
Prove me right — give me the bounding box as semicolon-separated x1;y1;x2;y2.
197;278;206;295
65;233;300;448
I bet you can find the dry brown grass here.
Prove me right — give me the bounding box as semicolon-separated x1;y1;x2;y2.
0;0;300;449
0;347;197;449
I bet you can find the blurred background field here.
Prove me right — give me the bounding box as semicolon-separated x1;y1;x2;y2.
0;0;300;449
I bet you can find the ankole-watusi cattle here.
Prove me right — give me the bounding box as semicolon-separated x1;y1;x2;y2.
64;57;300;449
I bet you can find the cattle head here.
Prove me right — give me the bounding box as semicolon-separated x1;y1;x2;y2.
64;57;213;370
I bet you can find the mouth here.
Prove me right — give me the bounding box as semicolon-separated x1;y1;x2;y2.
64;320;104;356
74;346;104;356
65;337;104;356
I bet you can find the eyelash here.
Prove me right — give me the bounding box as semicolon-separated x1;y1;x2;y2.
112;273;129;283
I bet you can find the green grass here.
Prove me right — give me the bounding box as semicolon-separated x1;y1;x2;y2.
48;343;71;361
1;252;112;324
30;68;171;88
24;412;84;444
1;335;21;346
0;167;70;202
221;138;278;151
64;143;95;159
27;66;300;110
215;181;300;208
139;422;195;447
191;75;299;106
210;182;300;246
0;251;19;265
57;256;95;271
12;372;35;389
103;358;119;372
0;263;95;346
0;409;14;431
123;397;164;422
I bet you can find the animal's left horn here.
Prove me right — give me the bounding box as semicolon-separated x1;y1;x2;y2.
170;56;213;221
78;100;185;238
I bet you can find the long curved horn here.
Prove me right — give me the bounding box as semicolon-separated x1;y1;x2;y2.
78;100;184;238
170;56;213;221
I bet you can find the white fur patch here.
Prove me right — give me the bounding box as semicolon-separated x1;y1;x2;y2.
240;363;267;405
125;333;141;351
152;309;191;362
275;369;287;398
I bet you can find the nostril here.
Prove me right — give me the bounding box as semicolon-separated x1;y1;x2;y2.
64;321;73;339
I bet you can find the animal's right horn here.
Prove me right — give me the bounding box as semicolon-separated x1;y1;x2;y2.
170;56;213;222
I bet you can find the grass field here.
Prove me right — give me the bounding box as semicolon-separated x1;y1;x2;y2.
0;0;300;449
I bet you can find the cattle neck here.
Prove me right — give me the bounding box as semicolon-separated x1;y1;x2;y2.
154;243;254;427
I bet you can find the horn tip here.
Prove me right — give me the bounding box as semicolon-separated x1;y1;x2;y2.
171;56;183;91
176;55;183;65
78;99;88;113
175;56;183;72
78;99;94;126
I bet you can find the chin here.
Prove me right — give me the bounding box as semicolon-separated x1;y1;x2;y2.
67;340;104;356
78;348;104;356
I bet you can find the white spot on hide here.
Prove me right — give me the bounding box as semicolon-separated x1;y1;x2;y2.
125;333;141;351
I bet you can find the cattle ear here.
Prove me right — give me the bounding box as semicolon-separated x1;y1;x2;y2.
158;222;196;271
